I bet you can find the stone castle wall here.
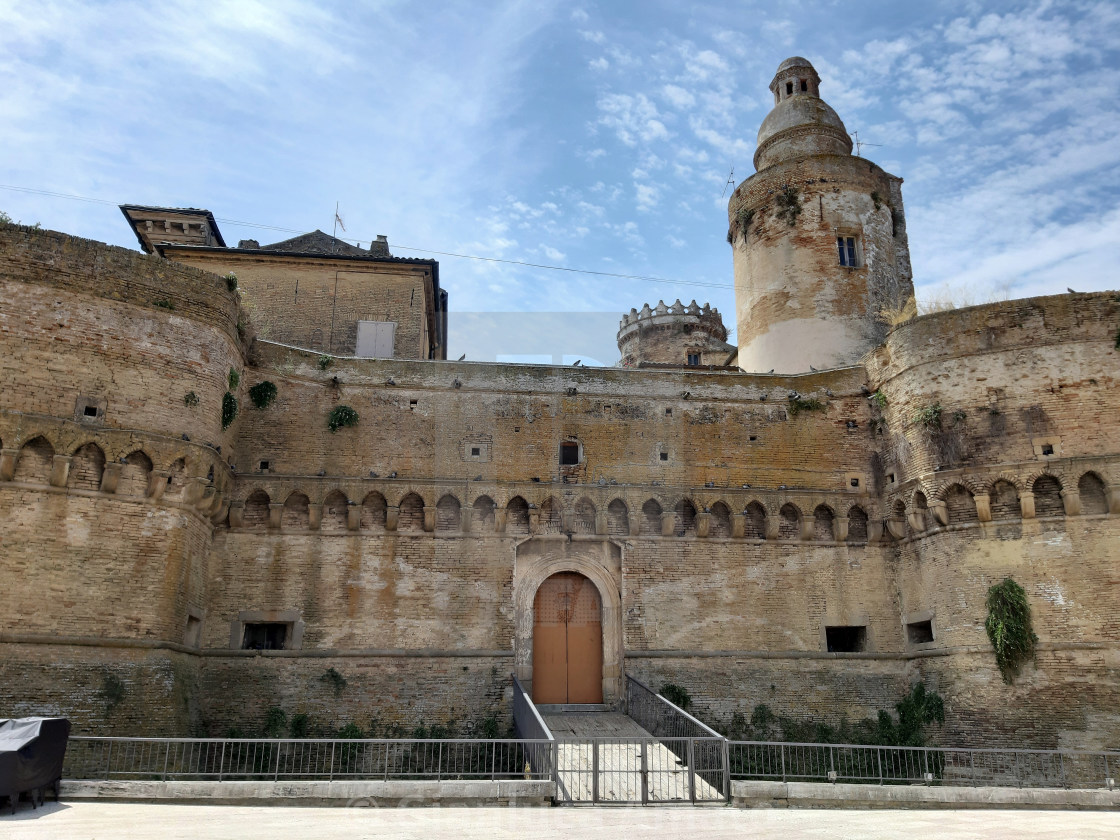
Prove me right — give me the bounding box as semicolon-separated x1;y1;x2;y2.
0;226;1118;749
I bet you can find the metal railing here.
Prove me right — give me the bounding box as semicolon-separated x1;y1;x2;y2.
625;676;730;800
64;737;554;783
728;741;1118;789
511;673;557;788
554;737;727;804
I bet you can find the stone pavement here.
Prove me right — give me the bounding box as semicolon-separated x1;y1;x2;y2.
5;802;1120;839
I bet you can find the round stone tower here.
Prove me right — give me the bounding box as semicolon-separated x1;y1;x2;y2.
617;300;733;368
728;57;914;373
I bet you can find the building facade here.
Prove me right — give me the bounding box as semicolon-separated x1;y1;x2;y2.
1;59;1117;749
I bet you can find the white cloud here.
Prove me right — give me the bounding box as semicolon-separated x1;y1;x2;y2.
662;84;696;109
570;8;589;23
635;183;660;211
579;30;606;44
589;57;609;71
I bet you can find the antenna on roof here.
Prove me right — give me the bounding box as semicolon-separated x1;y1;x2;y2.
850;131;882;157
720;164;736;199
332;202;346;254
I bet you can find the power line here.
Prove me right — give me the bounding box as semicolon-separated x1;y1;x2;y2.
0;183;734;291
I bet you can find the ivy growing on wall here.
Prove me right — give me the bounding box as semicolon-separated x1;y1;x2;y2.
221;392;239;429
327;404;359;433
248;380;277;410
183;391;199;408
985;577;1038;683
228;368;240;390
320;667;348;697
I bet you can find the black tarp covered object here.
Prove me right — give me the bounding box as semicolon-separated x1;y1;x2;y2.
0;718;71;809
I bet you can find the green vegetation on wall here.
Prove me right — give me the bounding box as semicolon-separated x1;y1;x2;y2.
327;405;359;433
775;184;802;226
985;577;1039;683
248;380;277;410
659;682;692;710
221;392;239;429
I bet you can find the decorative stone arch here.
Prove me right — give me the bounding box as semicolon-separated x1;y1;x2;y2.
471;494;497;532
606;498;630;537
743;500;768;539
360;491;388;530
813;503;836;541
708;501;733;538
281;490;311;530
513;538;624;708
321;489;351;531
778;502;802;540
573;496;597;534
68;441;106;492
639;498;663;535
436;493;462;531
985;471;1025;493
1078;470;1110;515
397;491;426;531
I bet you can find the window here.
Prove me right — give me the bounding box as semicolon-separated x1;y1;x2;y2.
1041;444;1054;456
825;625;866;652
659;452;669;462
471;447;481;457
786;81;793;95
84;405;98;417
907;620;934;645
409;399;418;410
687;353;700;366
887;473;896;484
850;478;859;488
560;442;579;466
800;79;807;92
837;236;858;267
242;622;289;651
258;460;270;471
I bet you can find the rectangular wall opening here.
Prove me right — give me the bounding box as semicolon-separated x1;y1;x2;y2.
906;619;935;644
825;625;866;652
242;622;289;651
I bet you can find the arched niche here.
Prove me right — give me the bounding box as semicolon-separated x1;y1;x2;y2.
513;538;624;708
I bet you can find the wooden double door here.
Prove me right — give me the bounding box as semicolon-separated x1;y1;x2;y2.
532;572;603;704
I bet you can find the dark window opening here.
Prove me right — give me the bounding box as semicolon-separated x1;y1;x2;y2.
786;81;793;95
409;399;418;410
560;442;579;466
826;625;866;653
1041;444;1054;456
800;79;807;91
665;408;672;416
258;460;270;471
242;622;288;651
471;447;481;457
907;620;934;645
659;452;669;462
837;236;857;267
887;473;896;484
749;435;758;442
850;478;859;487
687;353;700;366
83;405;98;417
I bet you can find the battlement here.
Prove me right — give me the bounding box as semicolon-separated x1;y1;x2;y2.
617;300;731;368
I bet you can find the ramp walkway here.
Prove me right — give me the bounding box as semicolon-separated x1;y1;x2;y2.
513;676;730;805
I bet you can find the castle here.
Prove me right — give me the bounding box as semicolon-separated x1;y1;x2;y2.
1;58;1117;749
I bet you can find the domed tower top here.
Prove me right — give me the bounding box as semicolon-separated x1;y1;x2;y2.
754;57;852;171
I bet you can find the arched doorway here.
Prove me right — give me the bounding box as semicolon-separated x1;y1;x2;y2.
532;572;603;704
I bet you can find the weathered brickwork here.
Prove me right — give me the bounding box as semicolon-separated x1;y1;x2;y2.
2;56;1118;749
164;247;440;359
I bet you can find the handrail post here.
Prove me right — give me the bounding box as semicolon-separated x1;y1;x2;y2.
162;741;170;782
592;741;599;803
780;743;786;783
877;748;883;785
218;740;226;782
104;741;113;781
722;738;731;802
437;741;443;782
640;740;649;804
329;741;336;782
1059;752;1066;789
274;740;281;781
687;738;696;803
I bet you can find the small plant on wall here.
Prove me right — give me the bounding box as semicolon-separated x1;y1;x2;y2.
327;405;359;433
228;368;240;390
183;391;200;408
775;184;802;226
221;392;239;429
985;577;1039;683
225;272;238;292
318;355;334;371
248;380;277;410
659;683;692;710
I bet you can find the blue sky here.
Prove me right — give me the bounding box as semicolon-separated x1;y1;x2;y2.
2;0;1119;360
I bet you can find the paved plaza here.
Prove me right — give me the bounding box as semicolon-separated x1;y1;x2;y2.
5;802;1120;839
